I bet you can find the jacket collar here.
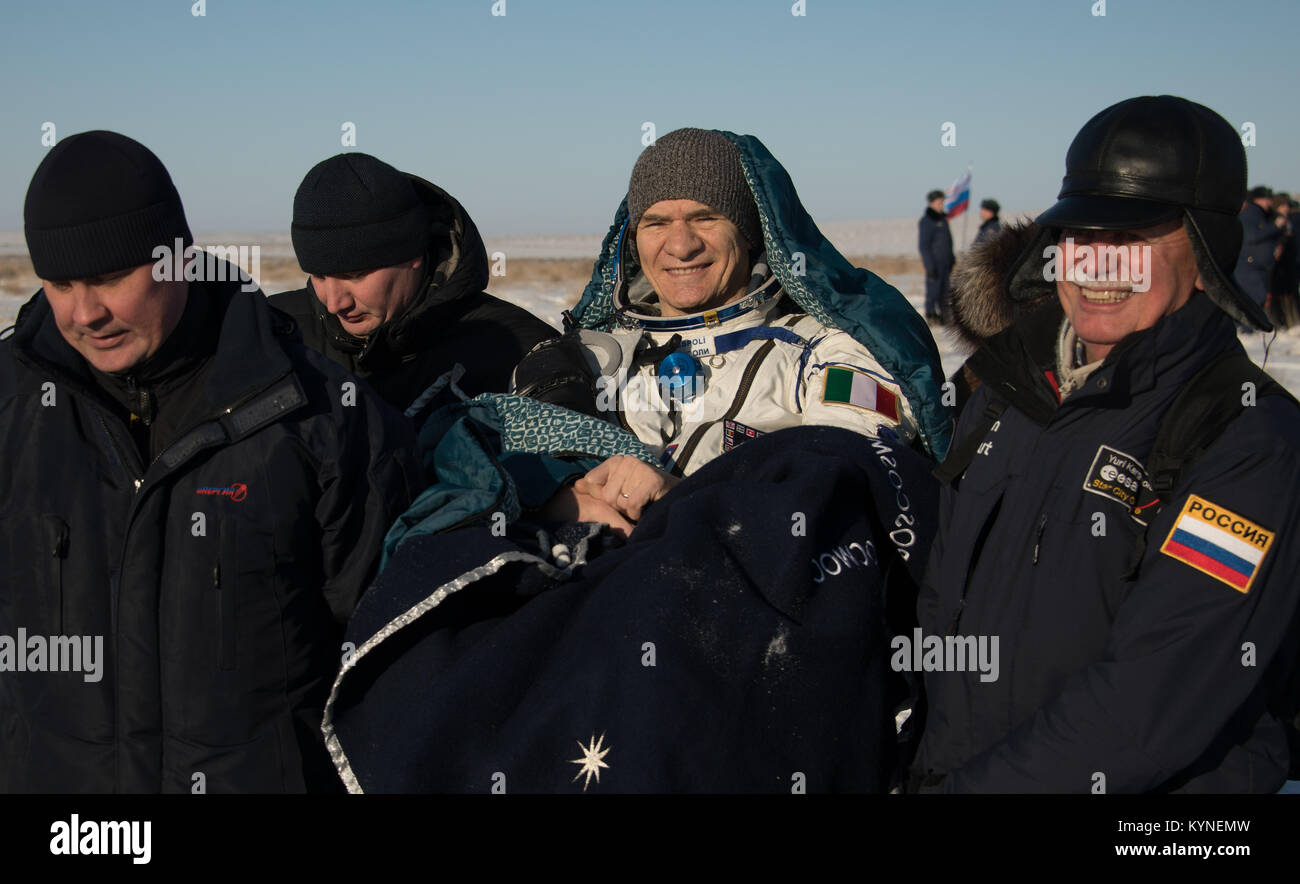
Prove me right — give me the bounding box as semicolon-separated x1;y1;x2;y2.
1061;291;1238;406
13;275;297;420
968;290;1237;422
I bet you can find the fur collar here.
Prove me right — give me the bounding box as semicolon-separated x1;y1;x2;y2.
949;219;1057;352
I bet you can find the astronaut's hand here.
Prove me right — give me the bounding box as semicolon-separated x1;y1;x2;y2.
574;455;681;523
540;484;635;540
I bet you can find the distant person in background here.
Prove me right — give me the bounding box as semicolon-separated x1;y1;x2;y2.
972;198;1001;246
270;154;556;419
919;189;955;323
1232;185;1284;328
1290;198;1300;328
1268;193;1296;329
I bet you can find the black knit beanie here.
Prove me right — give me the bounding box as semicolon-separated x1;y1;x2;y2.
24;131;192;281
626;128;762;251
291;153;429;275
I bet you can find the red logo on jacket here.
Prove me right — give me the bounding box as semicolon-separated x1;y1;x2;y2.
196;483;248;502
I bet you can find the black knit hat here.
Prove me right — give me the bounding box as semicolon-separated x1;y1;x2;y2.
926;190;945;203
24;131;192;281
626;128;762;252
291;153;429;275
980;198;1000;213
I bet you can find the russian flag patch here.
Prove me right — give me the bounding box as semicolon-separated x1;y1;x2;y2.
822;366;899;422
1160;495;1275;593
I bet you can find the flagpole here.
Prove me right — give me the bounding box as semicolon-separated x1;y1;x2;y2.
962;163;972;249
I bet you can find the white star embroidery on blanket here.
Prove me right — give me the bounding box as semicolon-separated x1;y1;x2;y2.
569;733;611;791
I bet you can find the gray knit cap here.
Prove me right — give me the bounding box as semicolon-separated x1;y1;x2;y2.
627;128;762;252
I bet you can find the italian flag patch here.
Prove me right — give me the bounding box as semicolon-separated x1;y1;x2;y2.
822;366;899;421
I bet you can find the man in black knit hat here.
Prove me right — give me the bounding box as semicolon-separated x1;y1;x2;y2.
270;153;556;418
0;131;422;792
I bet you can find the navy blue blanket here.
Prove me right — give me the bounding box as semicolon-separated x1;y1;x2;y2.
323;425;938;793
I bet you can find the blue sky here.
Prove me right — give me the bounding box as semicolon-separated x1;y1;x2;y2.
1;0;1296;235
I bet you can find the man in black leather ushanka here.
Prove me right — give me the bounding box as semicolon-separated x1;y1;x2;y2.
0;131;422;792
912;96;1300;793
270;153;557;417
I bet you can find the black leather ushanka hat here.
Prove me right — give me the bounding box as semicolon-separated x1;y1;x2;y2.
1010;95;1269;331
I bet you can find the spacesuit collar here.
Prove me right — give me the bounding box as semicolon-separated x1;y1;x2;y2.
614;270;782;332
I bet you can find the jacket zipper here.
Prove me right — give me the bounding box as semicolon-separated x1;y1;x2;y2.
212;561;234;671
946;598;965;637
1032;514;1048;565
670;339;777;476
96;412;144;492
50;519;69;633
124;374;153;427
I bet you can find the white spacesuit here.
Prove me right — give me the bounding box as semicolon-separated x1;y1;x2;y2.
576;262;917;476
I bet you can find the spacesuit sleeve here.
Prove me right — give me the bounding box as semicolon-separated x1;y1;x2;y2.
941;402;1300;793
798;329;919;444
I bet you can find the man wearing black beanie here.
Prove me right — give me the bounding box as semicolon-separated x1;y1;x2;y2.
270;153;556;417
1;131;423;793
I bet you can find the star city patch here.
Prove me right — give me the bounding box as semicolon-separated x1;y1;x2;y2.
822;366;899;421
1081;445;1153;521
1160;495;1275;593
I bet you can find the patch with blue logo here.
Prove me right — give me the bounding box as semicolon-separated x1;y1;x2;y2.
1081;444;1152;523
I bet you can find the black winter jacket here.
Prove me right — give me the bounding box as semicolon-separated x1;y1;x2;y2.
972;216;1001;247
1272;220;1296;298
0;278;422;792
270;177;557;412
918;208;955;277
915;290;1300;793
1233;202;1282;304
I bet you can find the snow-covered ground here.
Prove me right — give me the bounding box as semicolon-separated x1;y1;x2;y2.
484;269;1300;399
3;221;1298;398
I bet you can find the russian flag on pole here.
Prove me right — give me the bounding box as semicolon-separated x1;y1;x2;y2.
945;170;971;219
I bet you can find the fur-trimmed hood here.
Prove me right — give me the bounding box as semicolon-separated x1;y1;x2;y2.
948;219;1056;352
